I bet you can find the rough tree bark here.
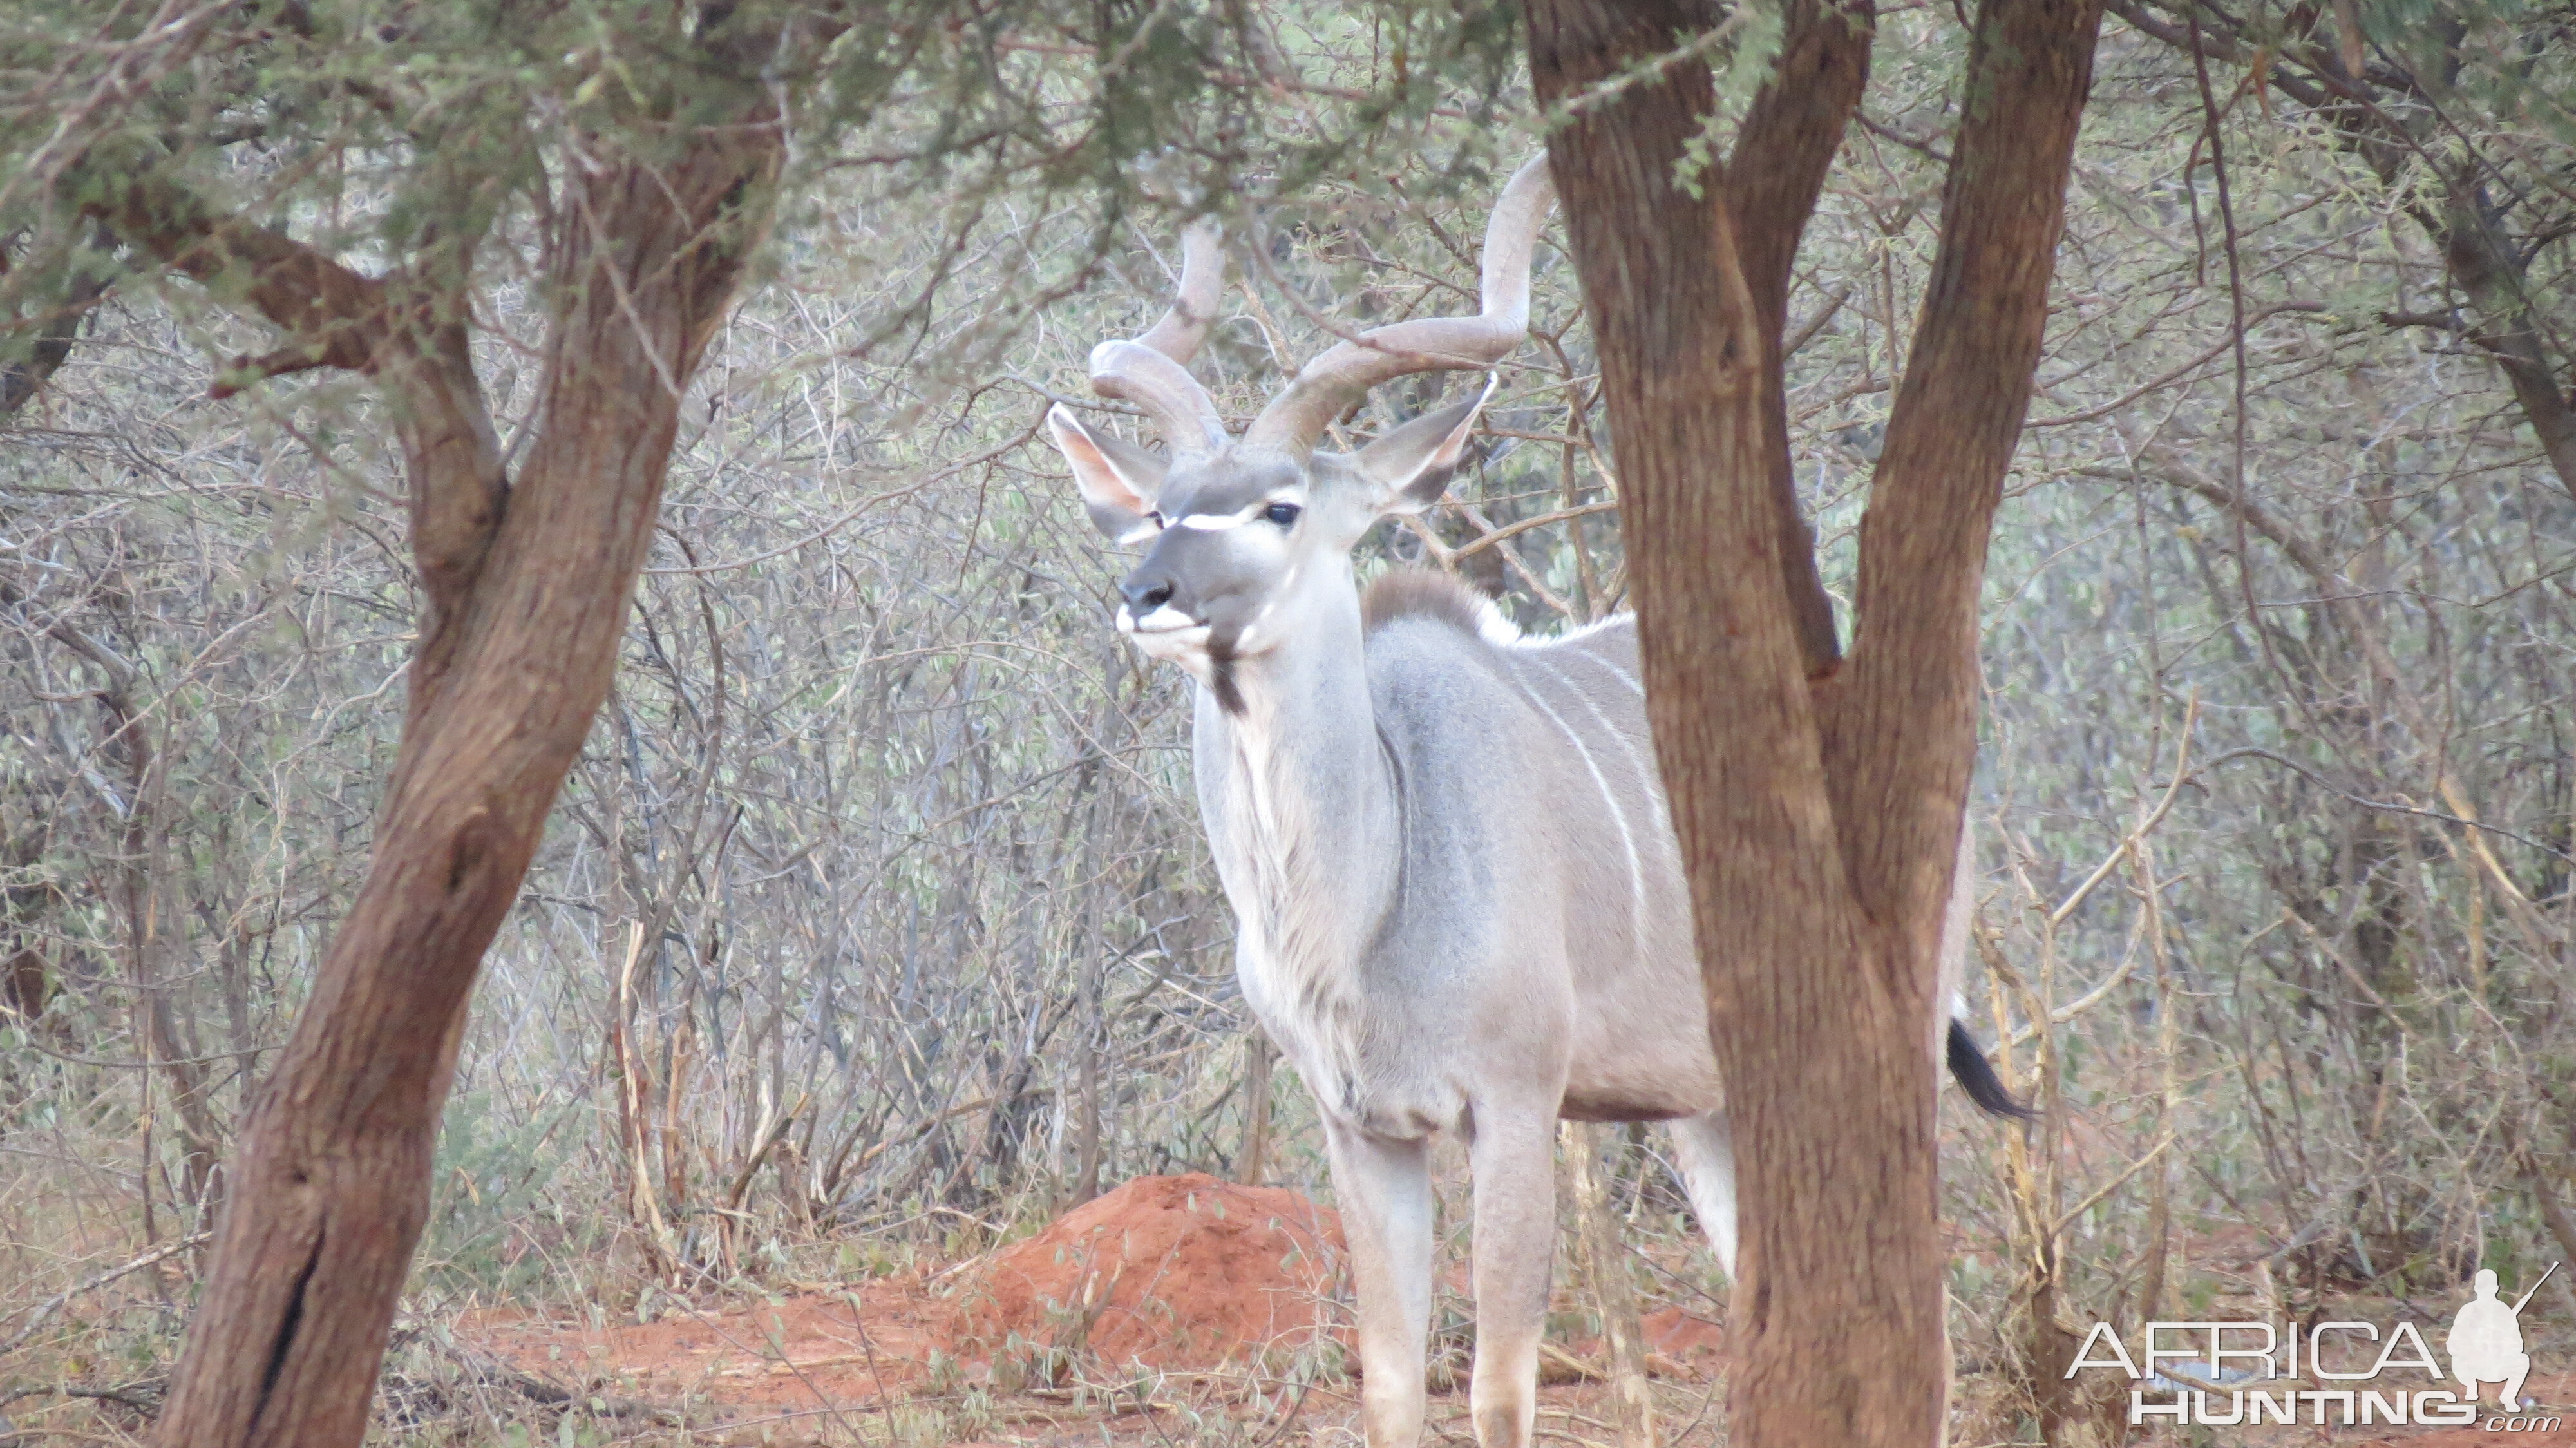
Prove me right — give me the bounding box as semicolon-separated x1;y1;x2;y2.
69;93;787;1448
1524;1;2103;1444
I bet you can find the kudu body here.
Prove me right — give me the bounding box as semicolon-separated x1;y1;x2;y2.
1045;160;2022;1448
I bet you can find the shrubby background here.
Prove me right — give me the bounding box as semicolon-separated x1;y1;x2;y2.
3;2;2571;1442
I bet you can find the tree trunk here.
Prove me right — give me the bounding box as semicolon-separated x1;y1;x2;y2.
1524;1;2101;1443
1238;1031;1274;1186
1074;944;1106;1206
138;127;779;1447
13;584;226;1208
1564;1121;1653;1448
2432;178;2576;502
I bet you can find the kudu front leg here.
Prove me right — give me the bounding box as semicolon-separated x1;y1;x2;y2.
1324;1119;1435;1448
1467;1107;1555;1448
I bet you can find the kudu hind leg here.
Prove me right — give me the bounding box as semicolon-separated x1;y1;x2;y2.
1669;1110;1739;1278
1466;1107;1556;1448
1323;1120;1434;1448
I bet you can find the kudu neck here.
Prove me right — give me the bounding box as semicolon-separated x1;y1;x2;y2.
1196;575;1403;935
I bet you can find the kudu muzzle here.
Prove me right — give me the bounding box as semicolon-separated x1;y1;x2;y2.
1117;562;1184;624
1116;529;1268;649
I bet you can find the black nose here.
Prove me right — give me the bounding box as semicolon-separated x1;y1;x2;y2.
1121;572;1176;614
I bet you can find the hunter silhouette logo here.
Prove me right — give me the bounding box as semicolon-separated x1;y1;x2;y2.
2450;1264;2552;1411
2067;1261;2560;1429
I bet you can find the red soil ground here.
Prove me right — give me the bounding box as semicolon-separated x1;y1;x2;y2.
460;1173;1366;1416
462;1171;2576;1448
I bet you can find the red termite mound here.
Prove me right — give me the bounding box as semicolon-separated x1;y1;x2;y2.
952;1172;1349;1371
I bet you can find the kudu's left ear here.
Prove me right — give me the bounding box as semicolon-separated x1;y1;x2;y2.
1354;376;1493;515
1048;405;1170;543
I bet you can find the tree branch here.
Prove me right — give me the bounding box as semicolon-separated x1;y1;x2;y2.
2114;0;2576;500
1730;0;1874;339
68;150;390;378
1727;0;1875;677
0;245;114;419
1828;0;2107;941
2089;447;2339;591
63;149;513;629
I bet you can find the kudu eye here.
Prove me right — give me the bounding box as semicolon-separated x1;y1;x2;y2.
1261;502;1302;528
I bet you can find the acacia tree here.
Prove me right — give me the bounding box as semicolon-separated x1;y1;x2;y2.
65;28;806;1448
1;3;904;1441
3;3;1539;1440
1522;1;2104;1442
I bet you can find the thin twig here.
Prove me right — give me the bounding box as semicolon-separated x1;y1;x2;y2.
0;1232;209;1357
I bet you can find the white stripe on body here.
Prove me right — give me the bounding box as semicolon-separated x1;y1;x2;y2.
1501;654;1649;939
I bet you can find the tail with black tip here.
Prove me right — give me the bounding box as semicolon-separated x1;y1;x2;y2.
1947;1018;2037;1119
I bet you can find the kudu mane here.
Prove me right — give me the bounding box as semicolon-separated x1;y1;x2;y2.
1358;567;1512;641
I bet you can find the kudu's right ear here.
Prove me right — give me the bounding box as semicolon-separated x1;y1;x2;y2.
1048;405;1170;544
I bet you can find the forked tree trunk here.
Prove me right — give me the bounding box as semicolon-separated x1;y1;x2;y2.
103;124;783;1447
1524;1;2102;1444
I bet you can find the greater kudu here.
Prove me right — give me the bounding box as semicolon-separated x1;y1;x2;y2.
1044;158;2025;1448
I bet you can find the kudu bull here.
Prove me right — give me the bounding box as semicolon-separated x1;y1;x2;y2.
1044;158;2025;1448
